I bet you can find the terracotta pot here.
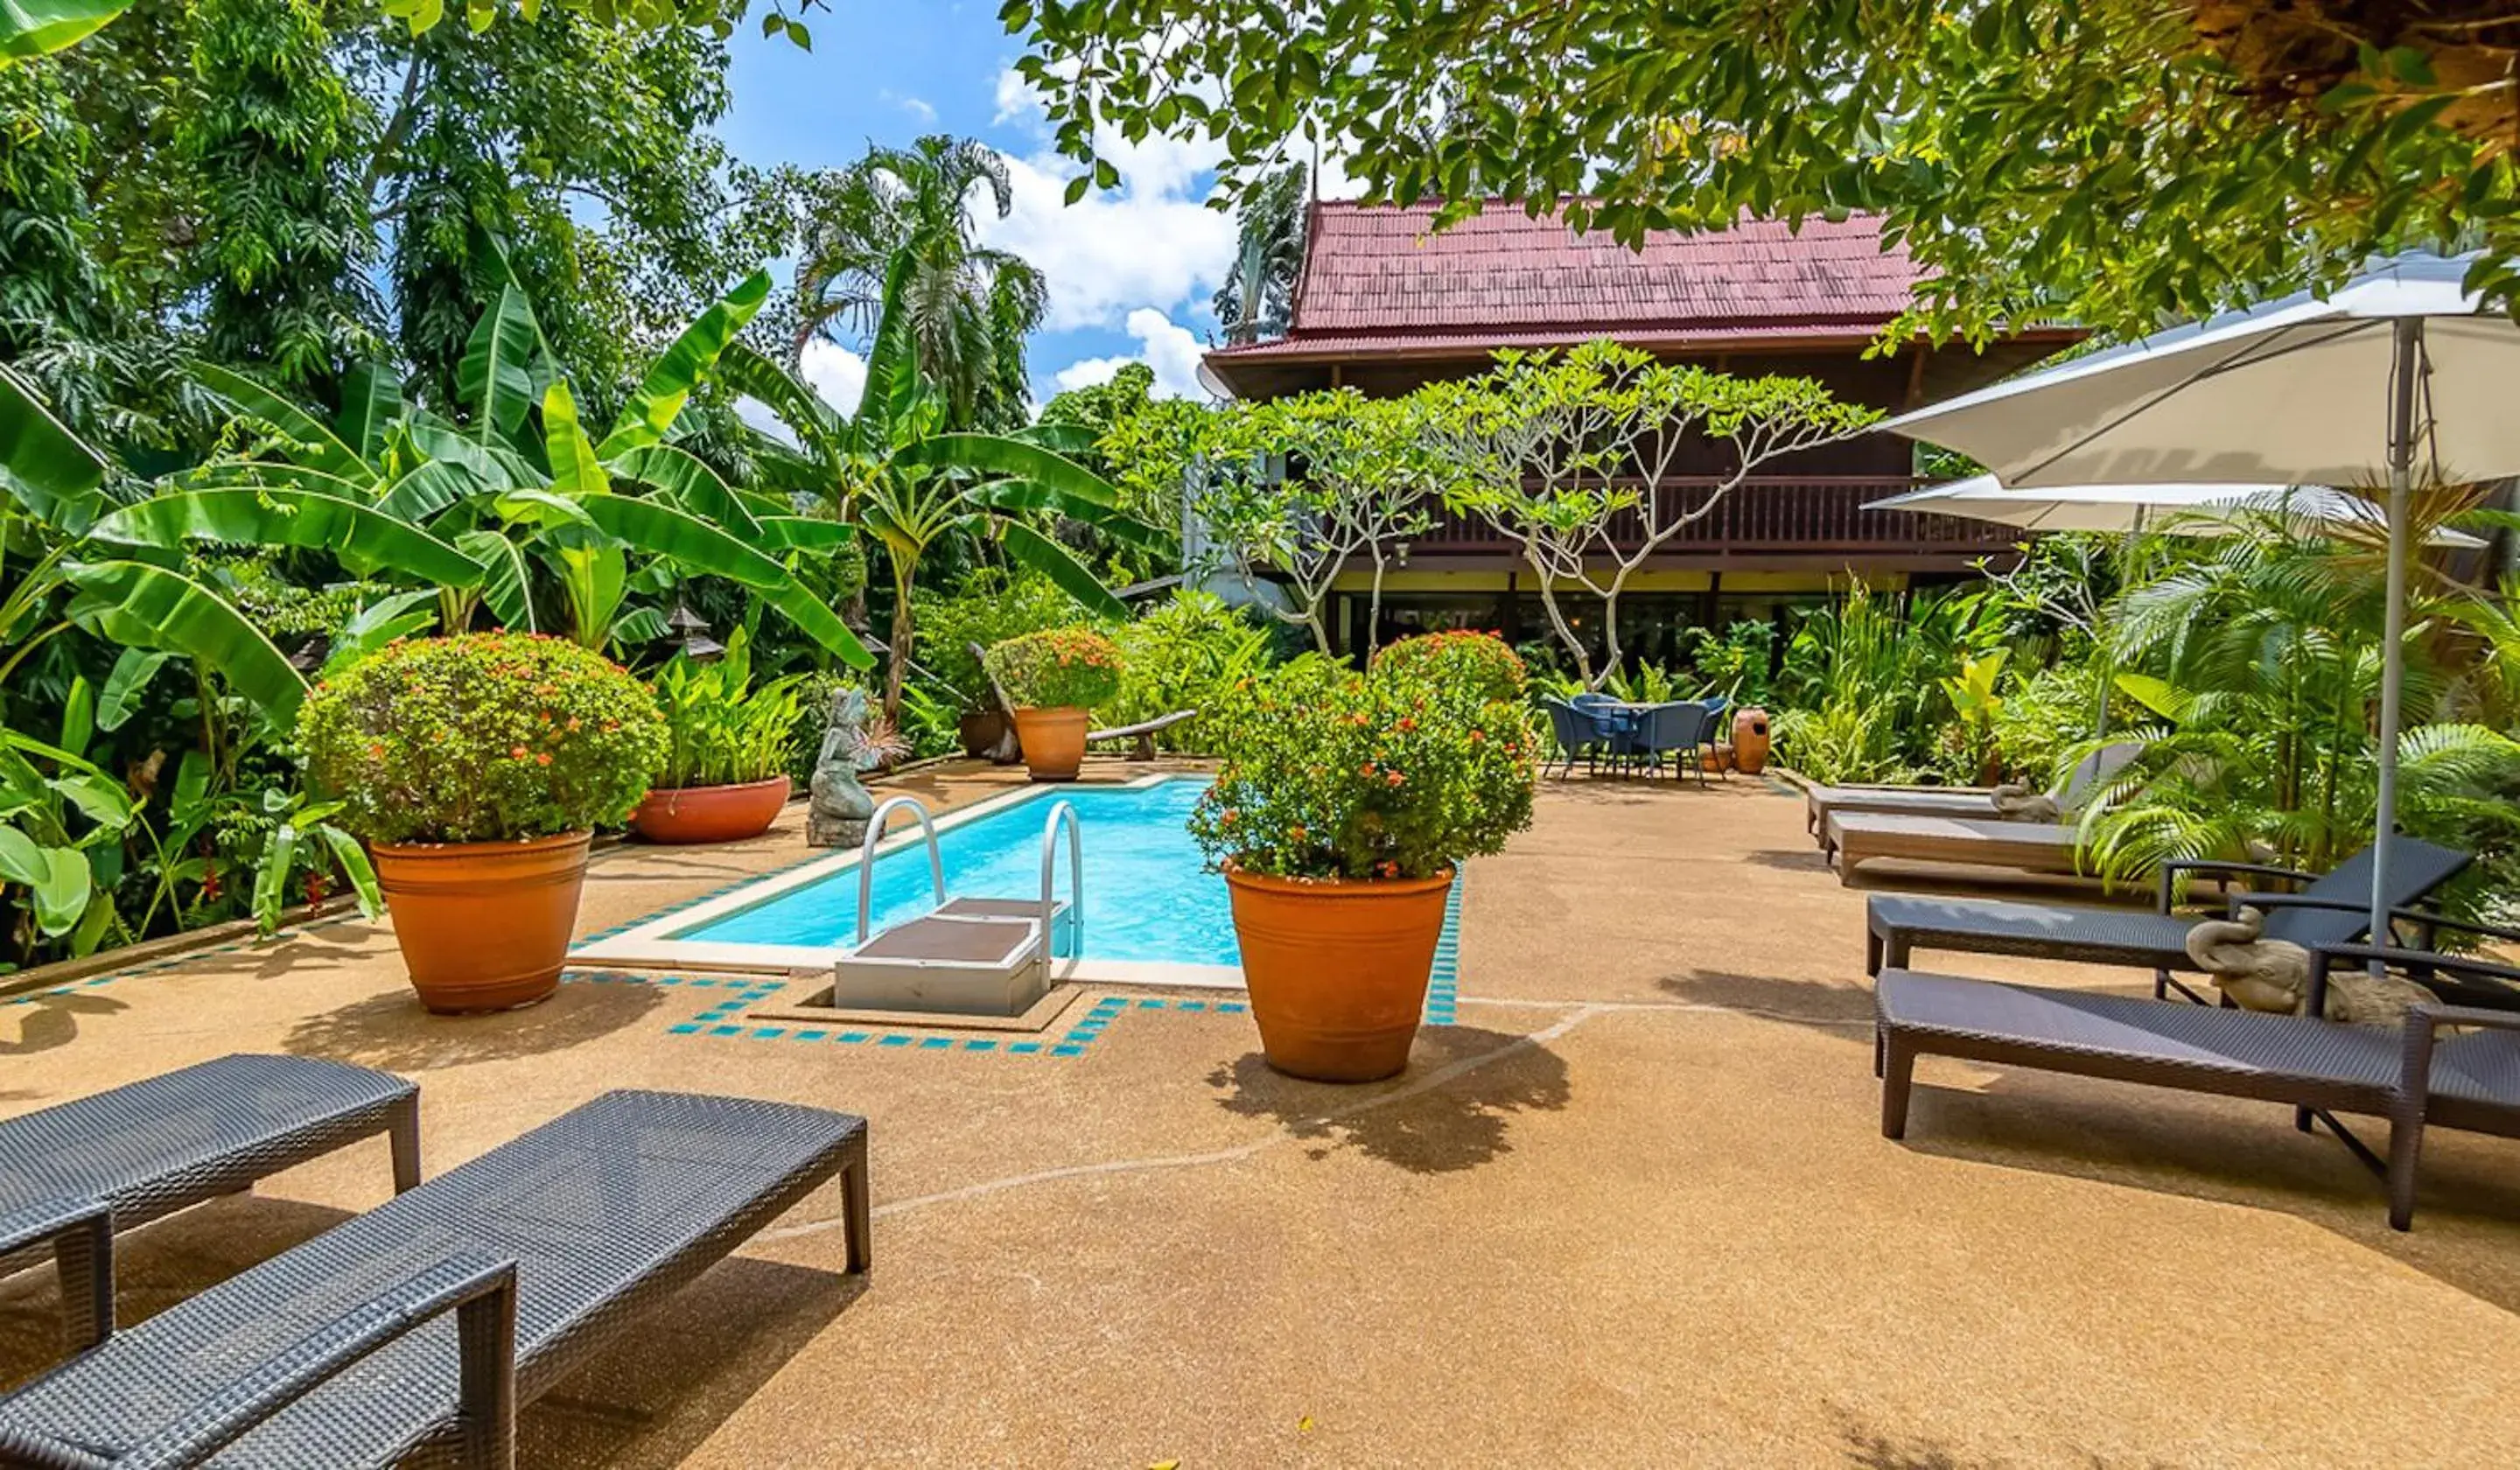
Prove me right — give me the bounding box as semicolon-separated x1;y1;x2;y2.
1222;861;1453;1082
958;710;1008;759
629;776;791;844
1010;706;1089;781
371;830;590;1013
1732;706;1772;774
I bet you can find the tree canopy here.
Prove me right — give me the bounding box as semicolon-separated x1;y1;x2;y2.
1004;0;2520;336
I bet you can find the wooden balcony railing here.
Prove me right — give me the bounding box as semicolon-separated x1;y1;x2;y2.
1409;476;2018;556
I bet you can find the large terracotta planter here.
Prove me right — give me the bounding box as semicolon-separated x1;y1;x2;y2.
1732;707;1772;774
371;830;590;1013
629;776;790;844
1222;862;1453;1082
1010;706;1088;782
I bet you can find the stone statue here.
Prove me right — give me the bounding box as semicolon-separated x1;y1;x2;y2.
2187;905;2437;1024
1987;782;2060;822
808;685;880;848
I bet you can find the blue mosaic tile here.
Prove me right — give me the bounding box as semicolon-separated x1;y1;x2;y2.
918;1037;952;1050
707;1025;743;1037
836;1032;872;1044
877;1035;912;1047
793;1030;829;1041
1008;1042;1042;1054
668;1024;703;1035
752;1028;787;1040
964;1040;998;1052
1050;1044;1085;1057
1218;1002;1248;1014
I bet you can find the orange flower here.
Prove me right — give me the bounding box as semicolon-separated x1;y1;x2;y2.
536;752;554;766
510;746;530;760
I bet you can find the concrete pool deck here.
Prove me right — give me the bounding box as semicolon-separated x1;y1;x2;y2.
5;760;2520;1465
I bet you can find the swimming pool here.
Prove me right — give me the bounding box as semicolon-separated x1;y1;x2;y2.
569;775;1250;985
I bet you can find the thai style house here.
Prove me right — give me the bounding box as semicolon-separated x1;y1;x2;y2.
1199;201;2081;662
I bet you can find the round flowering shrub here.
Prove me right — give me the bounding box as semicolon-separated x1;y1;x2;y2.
298;634;667;846
1189;655;1539;881
984;626;1124;710
1369;629;1527;706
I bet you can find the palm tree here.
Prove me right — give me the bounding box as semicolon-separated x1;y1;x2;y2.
787;136;1046;430
726;249;1155;718
1212;163;1308;346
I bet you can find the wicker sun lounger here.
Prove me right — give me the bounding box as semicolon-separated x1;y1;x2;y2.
1804;741;2145;838
1864;839;2473;999
1825;812;2090;882
0;1054;419;1351
0;1088;868;1469
1875;950;2520;1229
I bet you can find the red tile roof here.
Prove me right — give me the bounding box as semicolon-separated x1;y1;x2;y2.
1214;201;1922;358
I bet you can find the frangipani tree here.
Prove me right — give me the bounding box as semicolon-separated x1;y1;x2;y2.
101;271;872;670
725;249;1154;717
1424;340;1877;686
1182;389;1441;656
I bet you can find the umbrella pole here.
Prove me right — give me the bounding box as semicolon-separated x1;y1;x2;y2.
2371;318;2420;946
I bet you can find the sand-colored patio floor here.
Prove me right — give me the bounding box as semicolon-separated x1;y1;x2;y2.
6;761;2520;1466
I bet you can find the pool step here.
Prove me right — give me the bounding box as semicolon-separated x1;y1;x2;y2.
830;897;1074;1018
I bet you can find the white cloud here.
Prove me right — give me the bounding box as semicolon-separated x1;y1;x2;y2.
799;339;868;416
977;65;1238;332
1051;308;1210;401
881;90;938;124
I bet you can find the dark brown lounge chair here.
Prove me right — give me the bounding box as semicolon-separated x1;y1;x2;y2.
0;1054;419;1352
1875;942;2520;1229
1864;839;2472;1000
0;1088;867;1469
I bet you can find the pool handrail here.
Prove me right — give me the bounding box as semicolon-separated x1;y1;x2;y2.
1040;800;1082;964
855;795;948;947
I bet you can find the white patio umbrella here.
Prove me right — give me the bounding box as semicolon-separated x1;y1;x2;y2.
1880;253;2520;941
1865;475;2484;544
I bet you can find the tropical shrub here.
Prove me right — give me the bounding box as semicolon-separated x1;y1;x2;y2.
984;627;1124;710
1189;656;1538;881
909;569;1092;713
650;632;805;788
1370;629;1526;705
299;634;666;845
1106;591;1278;752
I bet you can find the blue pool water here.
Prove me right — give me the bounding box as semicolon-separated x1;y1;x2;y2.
675;779;1241;965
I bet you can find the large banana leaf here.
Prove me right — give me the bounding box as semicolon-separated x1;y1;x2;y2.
974;478;1166;548
59;559;311;720
1;0;131;61
595;269;771;459
896;433;1122;508
374;459;484;523
718;341;846;455
165;461;378;500
458;284;540;442
754;515;855;551
541;382;609;498
853;248;920;453
456;528;537;633
605;443;760;538
578;495;871;667
0;363;104;532
194;364;369;480
91;489;486;587
999;520;1128;619
335;362;405;461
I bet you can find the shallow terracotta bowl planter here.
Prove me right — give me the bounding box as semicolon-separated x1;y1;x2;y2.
370;830;591;1012
628;776;791;844
1222;861;1453;1082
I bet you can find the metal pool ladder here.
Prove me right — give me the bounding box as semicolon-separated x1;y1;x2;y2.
827;795;1082;1017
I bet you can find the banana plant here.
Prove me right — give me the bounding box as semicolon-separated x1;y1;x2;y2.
115;271;872;668
0;366;316;722
723;245;1157;716
0;695;136;956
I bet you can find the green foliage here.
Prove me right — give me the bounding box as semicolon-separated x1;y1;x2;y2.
1105;590;1277;752
648;632;802;788
1770;583;2009;784
1679;621;1774;706
1370;630;1527;706
1189;655;1539;881
908;567;1088;711
298;633;665;845
1213;161;1306;345
983;626;1124;710
1006;0;2520;336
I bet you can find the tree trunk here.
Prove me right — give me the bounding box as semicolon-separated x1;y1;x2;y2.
1524;549;1592;685
885;560;916;723
1364;545;1388;659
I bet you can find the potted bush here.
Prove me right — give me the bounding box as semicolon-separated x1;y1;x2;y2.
1190;638;1539;1082
983;627;1124;781
299;634;666;1012
632;632;806;844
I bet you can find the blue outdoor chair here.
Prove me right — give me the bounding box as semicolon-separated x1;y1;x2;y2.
1632;700;1718;787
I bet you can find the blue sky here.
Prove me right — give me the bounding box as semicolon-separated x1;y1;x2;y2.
714;7;1248;414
